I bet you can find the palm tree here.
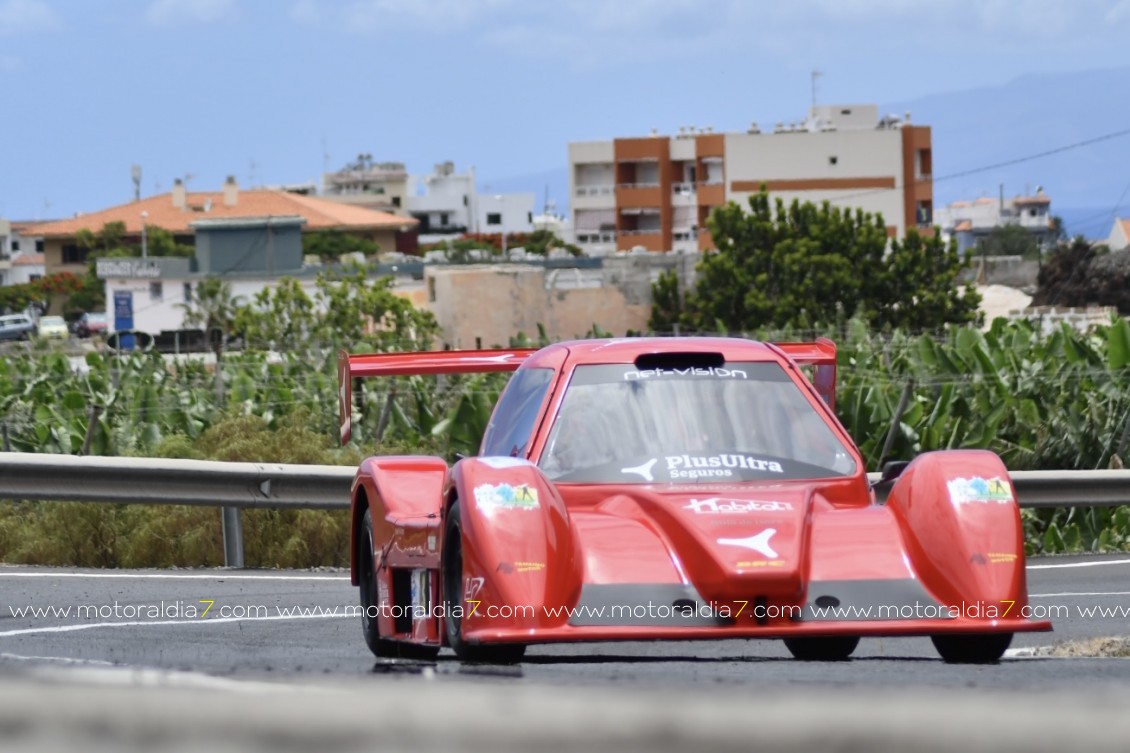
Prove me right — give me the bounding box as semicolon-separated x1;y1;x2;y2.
179;277;243;360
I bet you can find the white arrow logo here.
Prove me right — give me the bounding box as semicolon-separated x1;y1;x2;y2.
718;529;778;559
621;458;658;481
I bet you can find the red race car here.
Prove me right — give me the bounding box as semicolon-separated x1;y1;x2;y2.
339;337;1051;664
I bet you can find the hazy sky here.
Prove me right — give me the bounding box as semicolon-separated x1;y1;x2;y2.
2;0;1129;221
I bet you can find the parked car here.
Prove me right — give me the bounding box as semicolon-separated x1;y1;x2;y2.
0;313;36;342
37;315;69;340
73;312;108;338
339;338;1052;664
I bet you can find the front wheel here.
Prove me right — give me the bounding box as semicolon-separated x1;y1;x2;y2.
783;635;860;661
358;508;438;660
931;633;1012;664
442;502;525;663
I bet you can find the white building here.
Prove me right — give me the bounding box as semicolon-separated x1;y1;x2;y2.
935;192;1055;254
569;104;934;256
1107;218;1130;251
8;252;45;285
406;161;535;243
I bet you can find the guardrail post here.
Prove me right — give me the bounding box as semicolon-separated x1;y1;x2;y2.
221;506;245;568
1;421;9;452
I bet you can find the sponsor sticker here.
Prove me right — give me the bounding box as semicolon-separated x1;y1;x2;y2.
464;576;484;600
717;529;778;558
667;454;784;480
987;552;1018;564
473;482;540;510
496;561;546;574
624;367;748;380
736;560;787;568
684;498;794;514
947;476;1013;505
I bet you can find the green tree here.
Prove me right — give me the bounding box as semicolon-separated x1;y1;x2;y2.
180;277;244;358
313;267;438;350
652;189;979;333
303;230;380;263
233;277;319;351
520;229;583;257
976;225;1039;259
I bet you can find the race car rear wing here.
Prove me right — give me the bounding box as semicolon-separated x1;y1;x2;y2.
768;338;838;410
337;348;536;444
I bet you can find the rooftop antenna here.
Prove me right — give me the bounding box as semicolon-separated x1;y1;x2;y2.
811;70;822;109
131;164;142;202
249;159;259;187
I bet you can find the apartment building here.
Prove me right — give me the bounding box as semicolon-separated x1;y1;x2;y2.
569;104;933;256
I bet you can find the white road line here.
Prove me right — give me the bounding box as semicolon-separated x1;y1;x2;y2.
1029;559;1130;570
0;572;348;581
0;611;350;638
1;652;115;666
1030;591;1130;598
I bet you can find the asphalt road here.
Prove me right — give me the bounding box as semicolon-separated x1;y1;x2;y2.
3;554;1130;752
1;553;1129;689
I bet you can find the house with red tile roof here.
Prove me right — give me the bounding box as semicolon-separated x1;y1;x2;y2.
19;177;419;277
1108;218;1130;252
18;177;421;334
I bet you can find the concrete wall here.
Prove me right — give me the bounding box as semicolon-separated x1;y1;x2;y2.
426;264;653;347
958;255;1040;289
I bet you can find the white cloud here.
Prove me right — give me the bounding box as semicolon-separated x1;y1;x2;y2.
338;0;516;33
145;0;238;27
0;0;61;34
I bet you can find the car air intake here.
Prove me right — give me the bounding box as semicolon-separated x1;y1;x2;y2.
633;352;726;370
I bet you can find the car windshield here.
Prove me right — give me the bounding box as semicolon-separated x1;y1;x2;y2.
538;361;857;483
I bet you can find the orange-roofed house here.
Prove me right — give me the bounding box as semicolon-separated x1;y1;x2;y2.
1108;218;1130;252
17;177;420;334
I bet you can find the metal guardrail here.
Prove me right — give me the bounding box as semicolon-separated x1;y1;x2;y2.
0;453;354;568
2;453;1130;566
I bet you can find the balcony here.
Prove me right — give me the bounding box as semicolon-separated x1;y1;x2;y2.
575;184;615;197
616;182;662;208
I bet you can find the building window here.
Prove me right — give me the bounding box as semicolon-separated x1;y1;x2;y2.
428;277;436;303
440;213;450;227
391;196;401;208
28;274;41;282
150;282;163;301
528;212;533;223
828;156;838;166
487;212;502;226
62;245;89;264
183;282;192;302
35;239;44;252
917;201;932;226
11;241;19;252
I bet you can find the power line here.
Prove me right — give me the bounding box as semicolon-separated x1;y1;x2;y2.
825;125;1130;207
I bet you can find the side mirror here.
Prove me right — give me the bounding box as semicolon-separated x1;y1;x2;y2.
876;460;911;486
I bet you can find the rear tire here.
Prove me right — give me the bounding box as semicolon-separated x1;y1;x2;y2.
358;508;438;661
442;502;526;663
931;633;1012;664
784;636;860;661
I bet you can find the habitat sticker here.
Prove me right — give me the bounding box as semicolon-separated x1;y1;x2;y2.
946;476;1013;505
473;482;540;511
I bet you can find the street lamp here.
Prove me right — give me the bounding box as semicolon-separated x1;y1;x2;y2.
141;210;148;260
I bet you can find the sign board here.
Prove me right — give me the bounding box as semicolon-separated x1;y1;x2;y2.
96;259;161;279
113;291;135;350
